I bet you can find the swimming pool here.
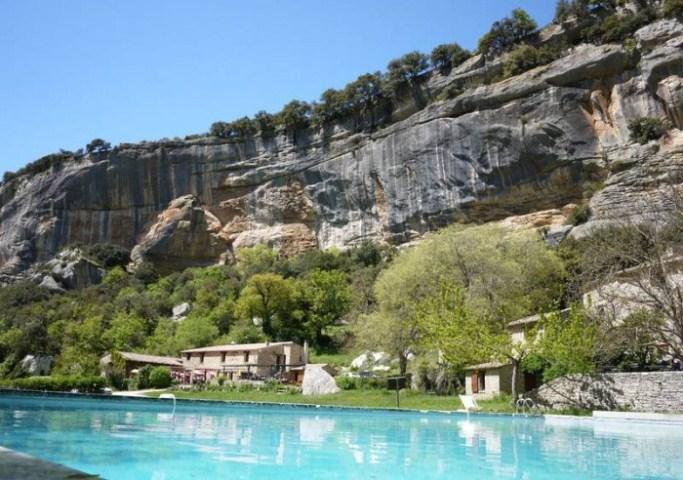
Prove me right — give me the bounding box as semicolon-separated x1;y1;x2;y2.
1;393;682;479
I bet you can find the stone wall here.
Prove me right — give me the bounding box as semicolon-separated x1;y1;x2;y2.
529;372;683;413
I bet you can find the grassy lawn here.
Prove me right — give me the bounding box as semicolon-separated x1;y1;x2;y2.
308;351;358;368
146;389;591;415
149;388;463;410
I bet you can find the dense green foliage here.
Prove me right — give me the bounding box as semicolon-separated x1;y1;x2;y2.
85;138;111;154
502;44;561;78
664;0;683;18
148;366;172;388
567;203;592;226
478;8;538;57
0;375;105;393
1;213;677;391
430;43;470;75
628;117;667;144
0;242;388;379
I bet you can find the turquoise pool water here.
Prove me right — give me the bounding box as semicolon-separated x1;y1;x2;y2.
1;393;682;479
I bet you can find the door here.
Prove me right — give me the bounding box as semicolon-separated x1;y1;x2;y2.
471;372;479;394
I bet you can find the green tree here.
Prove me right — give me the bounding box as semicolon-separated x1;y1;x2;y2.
386;51;429;96
342;72;387;118
430;43;470;75
103;312;147;351
52;346;101;376
236;273;296;339
478;8;538;57
312;88;347;127
85;138;111;154
174;314;219;350
534;308;599;381
276;100;312;141
358;223;564;380
417;285;537;400
235;245;279;280
356;310;419;376
254;111;276;135
298;269;352;348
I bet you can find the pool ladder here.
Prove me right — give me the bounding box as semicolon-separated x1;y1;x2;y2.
159;393;176;417
515;397;538;416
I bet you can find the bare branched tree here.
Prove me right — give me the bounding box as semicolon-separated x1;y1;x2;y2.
581;176;683;359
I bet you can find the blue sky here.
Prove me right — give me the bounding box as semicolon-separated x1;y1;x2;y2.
0;1;555;175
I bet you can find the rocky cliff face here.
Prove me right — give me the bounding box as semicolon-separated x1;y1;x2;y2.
3;18;683;277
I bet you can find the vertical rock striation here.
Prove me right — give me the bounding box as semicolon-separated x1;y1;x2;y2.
3;19;683;275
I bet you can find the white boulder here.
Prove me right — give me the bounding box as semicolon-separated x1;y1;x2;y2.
350;351;390;370
302;364;340;395
172;302;191;321
19;355;53;376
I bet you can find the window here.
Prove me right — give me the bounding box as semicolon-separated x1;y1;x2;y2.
185;353;191;361
479;371;486;392
200;353;205;364
221;352;226;363
244;351;250;363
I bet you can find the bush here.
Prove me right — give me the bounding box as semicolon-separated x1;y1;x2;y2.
0;375;105;393
148;366;172;389
567;203;591;226
336;376;357;390
664;0;683;18
503;44;560;78
335;375;387;390
582;9;655;45
628;117;667;144
85;243;130;268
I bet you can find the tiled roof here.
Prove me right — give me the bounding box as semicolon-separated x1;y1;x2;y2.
463;361;509;370
181;341;296;354
102;351;183;367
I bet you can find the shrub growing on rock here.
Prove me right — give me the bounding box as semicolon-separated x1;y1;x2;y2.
664;0;683;18
275;100;312;133
430;43;470;75
86;138;111;154
385;51;430;96
254;111;276;136
628;117;667;144
503;44;559;78
478;8;538;57
567;204;592;226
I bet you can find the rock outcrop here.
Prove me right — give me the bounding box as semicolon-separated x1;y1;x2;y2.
302;364;340;396
3;18;683;274
39;248;104;290
129;195;229;274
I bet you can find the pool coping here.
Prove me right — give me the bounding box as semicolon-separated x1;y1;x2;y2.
0;387;562;419
5;388;683;424
0;446;100;480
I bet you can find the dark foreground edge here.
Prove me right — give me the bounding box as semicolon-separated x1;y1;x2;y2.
0;446;99;480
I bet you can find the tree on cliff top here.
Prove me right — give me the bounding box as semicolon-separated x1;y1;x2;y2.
86;138;111;154
430;43;470;75
478;8;538;57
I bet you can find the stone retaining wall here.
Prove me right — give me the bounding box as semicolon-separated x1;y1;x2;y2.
529;372;683;413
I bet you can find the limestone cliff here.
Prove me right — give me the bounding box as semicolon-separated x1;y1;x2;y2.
3;18;683;277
